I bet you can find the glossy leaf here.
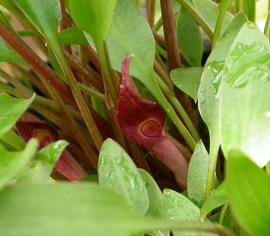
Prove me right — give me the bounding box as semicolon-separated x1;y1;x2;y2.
200;183;227;219
0;139;37;190
163;189;210;236
198;13;246;155
58;27;88;45
139;169;169;236
176;0;233;37
68;0;117;43
226;150;270;235
107;0;156;91
139;169;163;218
0;93;35;138
15;0;60;41
0;38;25;63
177;9;203;66
19;140;68;182
98;138;149;215
219;22;270;167
171;67;202;101
0;183;145;236
187;140;209;207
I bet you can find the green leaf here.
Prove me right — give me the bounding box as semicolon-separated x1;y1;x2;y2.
163;189;210;236
0;139;38;190
187;140;209;207
244;0;256;21
19;140;68;183
0;183;147;236
171;67;202;101
0;38;25;63
139;169;169;236
198;13;247;161
176;9;203;66
107;0;156;91
138;169;163;218
58;27;88;45
0;93;35;138
176;0;233;37
226;150;270;235
15;0;60;41
200;183;227;219
68;0;117;43
219;22;270;167
98;139;149;215
0;129;25;151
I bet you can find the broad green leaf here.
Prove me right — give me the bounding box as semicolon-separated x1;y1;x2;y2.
107;0;157;92
176;0;233;37
19;140;68;182
138;169;163;218
187;140;209;207
58;27;88;45
177;9;203;66
0;183;145;236
0;93;35;137
171;67;202;101
219;22;270;167
163;189;211;236
0;139;37;189
98;139;149;215
226;150;270;235
0;38;25;63
15;0;60;41
68;0;117;43
198;13;247;157
200;183;227;219
139;169;169;236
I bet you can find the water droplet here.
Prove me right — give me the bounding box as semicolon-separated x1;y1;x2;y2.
198;88;205;104
207;60;224;93
223;43;270;88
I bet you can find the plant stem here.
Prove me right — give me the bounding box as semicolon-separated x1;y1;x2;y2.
155;73;199;142
145;219;236;236
264;1;270;38
51;40;104;150
205;136;220;199
176;0;213;39
78;82;105;101
0;22;76;107
160;0;181;69
146;0;156;28
212;0;232;49
235;0;243;12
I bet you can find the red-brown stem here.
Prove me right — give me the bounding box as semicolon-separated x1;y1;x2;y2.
145;135;188;189
146;0;156;28
160;0;181;69
0;22;76;107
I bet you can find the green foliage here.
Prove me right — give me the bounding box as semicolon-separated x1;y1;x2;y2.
201;183;227;219
68;0;117;43
58;27;88;45
171;67;202;101
19;141;68;182
0;139;37;190
98;139;149;215
0;93;35;138
187;140;209;207
0;38;25;63
219;22;270;167
177;8;203;66
226;150;270;235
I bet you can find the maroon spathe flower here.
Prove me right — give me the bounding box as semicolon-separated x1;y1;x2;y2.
116;55;188;189
16;120;86;181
